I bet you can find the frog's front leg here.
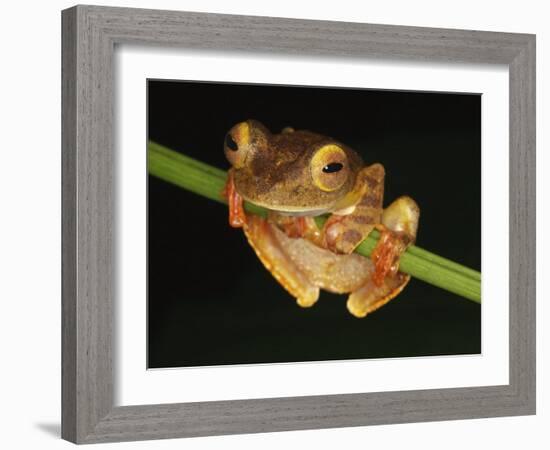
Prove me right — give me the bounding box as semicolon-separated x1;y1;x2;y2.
223;169;247;228
322;163;385;254
346;197;418;317
371;196;420;286
321;162;419;287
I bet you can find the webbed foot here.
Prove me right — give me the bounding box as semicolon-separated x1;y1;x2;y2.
347;272;410;318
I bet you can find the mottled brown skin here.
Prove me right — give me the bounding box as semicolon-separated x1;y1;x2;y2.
231;121;363;214
321;163;385;255
223;120;420;318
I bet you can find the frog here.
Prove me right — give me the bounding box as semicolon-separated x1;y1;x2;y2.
222;120;420;318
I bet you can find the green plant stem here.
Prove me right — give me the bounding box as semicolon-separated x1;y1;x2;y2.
148;141;481;303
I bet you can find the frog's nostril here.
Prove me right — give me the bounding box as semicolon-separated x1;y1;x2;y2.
225;133;239;151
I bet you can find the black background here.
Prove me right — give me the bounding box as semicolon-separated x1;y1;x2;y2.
148;80;481;368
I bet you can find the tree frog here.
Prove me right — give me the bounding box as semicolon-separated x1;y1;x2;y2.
223;120;420;318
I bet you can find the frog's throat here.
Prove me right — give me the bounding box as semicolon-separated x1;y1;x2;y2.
236;193;325;216
240;190;363;217
330;188;364;213
256;203;332;217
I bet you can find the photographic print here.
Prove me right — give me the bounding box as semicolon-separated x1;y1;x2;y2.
62;8;535;441
147;80;481;369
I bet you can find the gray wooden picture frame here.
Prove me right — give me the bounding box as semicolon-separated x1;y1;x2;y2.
61;4;536;444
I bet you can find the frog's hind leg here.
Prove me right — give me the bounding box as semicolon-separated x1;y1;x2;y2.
347;272;410;318
243;215;320;308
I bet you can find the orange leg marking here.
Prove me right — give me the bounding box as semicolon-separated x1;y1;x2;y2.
282;216;307;238
223;172;246;228
370;227;405;287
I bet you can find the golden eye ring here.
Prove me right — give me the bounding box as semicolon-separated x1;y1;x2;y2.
225;133;239;151
224;122;250;168
311;144;349;192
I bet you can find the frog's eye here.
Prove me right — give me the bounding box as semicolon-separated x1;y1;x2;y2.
225;133;239;151
311;144;349;192
224;122;251;168
323;162;344;173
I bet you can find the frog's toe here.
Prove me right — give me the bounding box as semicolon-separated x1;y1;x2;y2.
322;217;361;255
295;289;320;308
347;272;410;318
381;196;420;240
